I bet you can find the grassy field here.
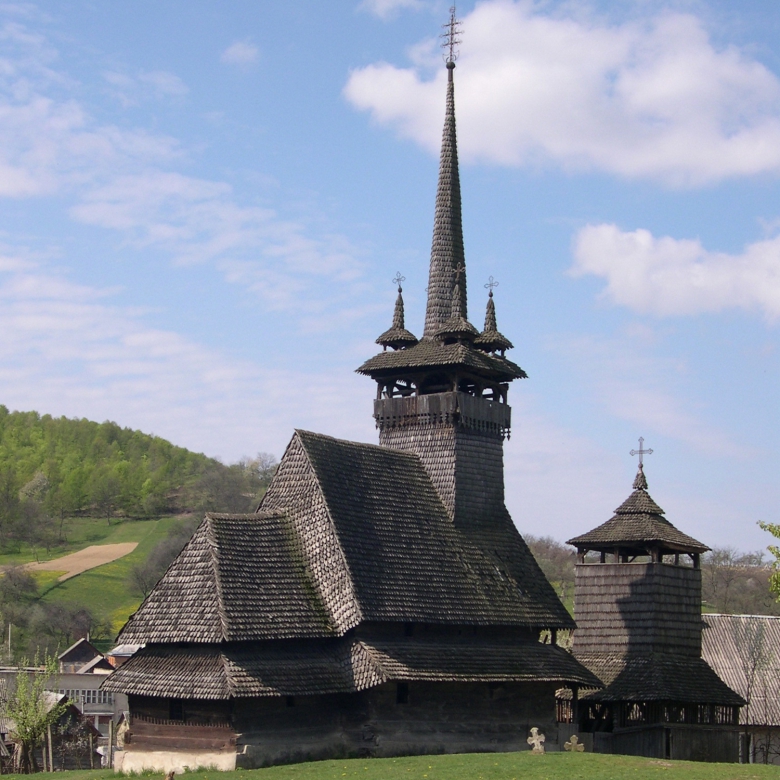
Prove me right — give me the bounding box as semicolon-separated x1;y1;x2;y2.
5;752;780;780
38;516;181;634
0;516;158;567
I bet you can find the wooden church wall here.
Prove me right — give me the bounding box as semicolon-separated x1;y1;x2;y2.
232;681;558;768
574;563;702;655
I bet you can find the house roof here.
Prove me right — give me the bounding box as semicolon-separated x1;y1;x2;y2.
702;614;780;725
567;465;709;554
576;651;744;706
102;637;602;700
118;429;573;645
58;638;102;665
77;655;113;674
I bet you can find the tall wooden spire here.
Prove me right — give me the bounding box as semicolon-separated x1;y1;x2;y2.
424;59;467;339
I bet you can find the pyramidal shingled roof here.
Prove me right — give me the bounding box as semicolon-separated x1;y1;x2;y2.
567;464;709;554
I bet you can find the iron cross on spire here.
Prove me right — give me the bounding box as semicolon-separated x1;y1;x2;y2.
441;6;462;64
484;276;499;297
630;437;653;467
392;272;405;292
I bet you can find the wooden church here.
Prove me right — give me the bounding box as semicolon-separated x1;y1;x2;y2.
566;454;745;762
103;43;601;772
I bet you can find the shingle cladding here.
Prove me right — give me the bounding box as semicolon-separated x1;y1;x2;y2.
118;511;335;645
104;637;601;699
366;639;602;687
567;477;708;554
357;341;525;382
119;427;573;647
702;614;780;725
286;429;569;628
578;652;745;706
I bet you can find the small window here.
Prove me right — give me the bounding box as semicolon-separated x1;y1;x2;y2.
169;699;183;721
286;696;295;707
404;623;415;637
396;683;409;704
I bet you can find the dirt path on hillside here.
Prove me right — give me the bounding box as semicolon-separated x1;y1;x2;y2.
24;543;138;581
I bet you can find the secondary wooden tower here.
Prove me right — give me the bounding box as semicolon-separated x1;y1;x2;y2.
566;456;744;762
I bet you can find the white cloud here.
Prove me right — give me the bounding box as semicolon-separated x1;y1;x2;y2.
69;171;367;315
358;0;424;21
345;1;780;185
0;14;367;322
104;69;188;106
572;223;780;320
220;40;259;65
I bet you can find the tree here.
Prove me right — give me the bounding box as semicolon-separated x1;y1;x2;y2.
525;535;576;603
4;653;66;773
760;521;780;600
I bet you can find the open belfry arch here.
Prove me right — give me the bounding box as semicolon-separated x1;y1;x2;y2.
102;9;600;772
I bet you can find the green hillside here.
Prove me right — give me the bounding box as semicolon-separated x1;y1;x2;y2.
0;406;232;527
0;406;277;659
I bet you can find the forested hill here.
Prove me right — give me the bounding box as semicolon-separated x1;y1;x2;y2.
0;406;276;539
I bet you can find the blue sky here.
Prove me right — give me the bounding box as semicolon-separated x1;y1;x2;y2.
0;0;778;550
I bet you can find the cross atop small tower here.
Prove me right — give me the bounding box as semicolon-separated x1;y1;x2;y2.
441;6;462;65
392;272;406;292
630;437;653;467
484;276;499;297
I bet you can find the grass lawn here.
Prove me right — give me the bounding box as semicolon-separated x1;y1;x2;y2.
38;516;182;634
5;752;780;780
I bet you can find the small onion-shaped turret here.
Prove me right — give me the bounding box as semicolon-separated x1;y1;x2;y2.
475;289;513;355
376;284;418;351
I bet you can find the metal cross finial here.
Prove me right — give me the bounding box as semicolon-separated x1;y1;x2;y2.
392;272;405;292
453;263;465;282
484;276;499;297
441;6;462;64
630;437;653;467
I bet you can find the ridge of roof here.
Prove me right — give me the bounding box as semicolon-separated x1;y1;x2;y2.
205;515;229;641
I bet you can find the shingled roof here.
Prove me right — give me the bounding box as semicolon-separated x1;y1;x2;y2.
103;637;601;700
118;429;572;646
118;511;336;644
702;614;780;725
577;652;745;706
376;286;418;350
357;340;526;382
261;430;574;630
567;464;709;554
